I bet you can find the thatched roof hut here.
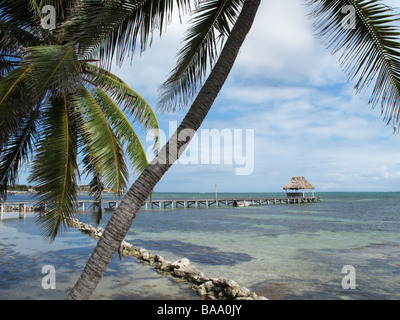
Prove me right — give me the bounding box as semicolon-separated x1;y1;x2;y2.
283;176;315;197
283;176;315;190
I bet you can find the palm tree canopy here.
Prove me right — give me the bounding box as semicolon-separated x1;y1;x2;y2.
0;0;160;240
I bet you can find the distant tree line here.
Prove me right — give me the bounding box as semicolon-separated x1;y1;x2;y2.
8;184;37;192
7;184;96;192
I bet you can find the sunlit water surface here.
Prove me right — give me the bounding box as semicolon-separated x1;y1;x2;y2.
1;192;400;299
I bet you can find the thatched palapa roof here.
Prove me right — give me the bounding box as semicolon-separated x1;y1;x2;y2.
283;176;315;190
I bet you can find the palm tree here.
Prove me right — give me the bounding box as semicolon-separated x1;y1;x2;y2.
66;0;400;300
0;0;160;239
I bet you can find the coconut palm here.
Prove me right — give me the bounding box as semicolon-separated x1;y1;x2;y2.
0;0;160;239
66;0;400;300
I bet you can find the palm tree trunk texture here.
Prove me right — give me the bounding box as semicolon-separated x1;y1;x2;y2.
67;0;261;300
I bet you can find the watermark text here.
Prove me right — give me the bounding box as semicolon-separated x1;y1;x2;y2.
41;265;56;290
146;121;255;176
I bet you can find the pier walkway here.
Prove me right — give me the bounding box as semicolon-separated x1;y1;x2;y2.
142;196;321;209
0;196;321;219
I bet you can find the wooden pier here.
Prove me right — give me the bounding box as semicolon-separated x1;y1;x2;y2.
0;196;321;219
144;196;321;209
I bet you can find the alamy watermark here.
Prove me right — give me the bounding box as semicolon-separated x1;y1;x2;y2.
41;265;56;290
41;5;56;30
341;265;356;290
341;5;357;30
146;121;255;176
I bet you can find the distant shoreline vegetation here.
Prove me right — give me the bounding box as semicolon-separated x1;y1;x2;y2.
5;186;400;195
5;184;120;194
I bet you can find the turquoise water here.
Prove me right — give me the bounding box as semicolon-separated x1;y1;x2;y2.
1;192;400;299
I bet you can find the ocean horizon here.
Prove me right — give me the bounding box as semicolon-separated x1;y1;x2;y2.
1;191;400;300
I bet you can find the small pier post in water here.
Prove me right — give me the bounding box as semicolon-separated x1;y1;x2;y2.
19;203;26;219
77;202;85;212
108;201;118;210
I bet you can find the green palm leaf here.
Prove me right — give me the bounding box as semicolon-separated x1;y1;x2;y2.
29;93;78;241
88;170;105;226
0;45;81;121
31;0;77;17
0;45;81;145
23;45;82;94
308;0;400;129
65;0;190;67
0;106;40;198
81;149;105;226
83;64;159;134
0;19;40;53
0;66;32;107
0;66;36;146
75;87;129;195
91;87;150;175
0;0;42;32
158;0;244;111
64;0;149;65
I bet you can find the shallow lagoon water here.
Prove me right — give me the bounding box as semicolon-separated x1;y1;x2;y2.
0;216;198;300
1;192;400;299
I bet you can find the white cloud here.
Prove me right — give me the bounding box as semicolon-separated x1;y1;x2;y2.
13;1;400;193
111;11;190;105
105;1;400;192
231;0;345;86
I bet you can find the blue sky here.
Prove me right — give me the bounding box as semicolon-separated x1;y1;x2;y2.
12;0;398;193
106;0;400;193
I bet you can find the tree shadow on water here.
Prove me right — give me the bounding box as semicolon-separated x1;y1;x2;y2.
130;239;253;266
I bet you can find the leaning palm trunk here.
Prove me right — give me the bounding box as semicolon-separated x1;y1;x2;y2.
67;0;261;300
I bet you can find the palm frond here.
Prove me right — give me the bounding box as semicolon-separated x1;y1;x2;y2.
0;66;32;107
67;96;105;225
0;56;17;77
81;151;105;226
63;0;148;65
0;66;37;145
0;45;81;145
0;0;41;31
23;45;82;95
29;0;80;43
64;0;191;67
308;0;400;129
88;171;104;226
0;106;40;199
83;64;159;133
74;87;129;195
29;93;78;241
91;87;151;174
158;0;244;111
31;0;77;18
0;20;40;53
0;45;81;116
